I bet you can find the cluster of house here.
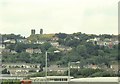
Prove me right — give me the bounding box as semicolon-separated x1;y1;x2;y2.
1;34;118;54
1;62;118;77
2;63;40;76
0;34;73;54
87;37;119;48
84;64;118;72
0;34;119;77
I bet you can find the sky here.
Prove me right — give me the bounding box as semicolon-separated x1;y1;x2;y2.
0;0;119;37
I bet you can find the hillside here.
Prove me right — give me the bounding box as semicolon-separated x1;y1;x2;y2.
27;34;55;42
1;32;119;77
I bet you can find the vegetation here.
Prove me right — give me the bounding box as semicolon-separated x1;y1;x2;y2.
1;33;119;77
27;34;54;42
2;34;24;39
66;68;117;78
2;68;10;74
27;68;118;78
1;79;20;84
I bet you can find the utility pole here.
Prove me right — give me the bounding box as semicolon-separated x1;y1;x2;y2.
45;50;60;83
45;51;48;84
68;62;70;82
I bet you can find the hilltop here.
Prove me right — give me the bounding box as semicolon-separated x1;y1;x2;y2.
27;34;55;42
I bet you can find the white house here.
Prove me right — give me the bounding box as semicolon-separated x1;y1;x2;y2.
26;48;42;54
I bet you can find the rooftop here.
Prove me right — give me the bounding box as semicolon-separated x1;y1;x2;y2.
70;77;119;82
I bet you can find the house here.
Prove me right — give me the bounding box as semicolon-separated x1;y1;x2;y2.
33;49;42;54
98;64;108;70
26;48;42;54
2;63;40;76
16;38;28;44
56;45;72;51
10;39;16;44
87;38;100;45
74;36;80;40
26;48;34;54
2;49;10;53
51;36;59;41
4;39;16;44
110;64;118;72
113;40;119;45
87;37;118;48
87;38;100;42
11;50;17;54
70;65;80;69
44;65;68;73
84;64;100;69
3;63;40;69
50;42;59;47
36;40;46;44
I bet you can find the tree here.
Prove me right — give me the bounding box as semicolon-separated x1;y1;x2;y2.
47;47;57;52
14;43;26;53
98;50;104;56
2;69;10;74
39;64;43;72
40;42;52;52
19;52;30;63
55;33;67;39
6;44;16;50
76;45;88;58
65;39;80;47
85;42;98;55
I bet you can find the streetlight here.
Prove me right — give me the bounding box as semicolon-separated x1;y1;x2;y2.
68;61;80;82
45;50;60;82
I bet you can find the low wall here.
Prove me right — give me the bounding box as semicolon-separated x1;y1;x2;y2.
32;82;119;84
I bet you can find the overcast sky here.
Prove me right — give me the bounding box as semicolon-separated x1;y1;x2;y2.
0;0;119;37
